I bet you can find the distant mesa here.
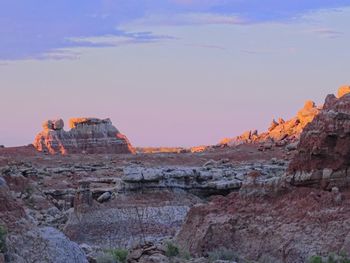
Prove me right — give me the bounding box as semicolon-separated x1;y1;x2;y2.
34;117;135;154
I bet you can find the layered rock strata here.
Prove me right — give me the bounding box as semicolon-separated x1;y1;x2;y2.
122;161;286;197
288;86;350;189
64;190;199;248
176;187;350;263
52;158;281;249
34;118;135;154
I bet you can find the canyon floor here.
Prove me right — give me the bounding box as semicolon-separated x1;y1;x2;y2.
0;143;292;263
2;88;350;263
1;142;349;263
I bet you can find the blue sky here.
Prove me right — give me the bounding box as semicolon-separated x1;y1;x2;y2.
0;1;350;146
1;0;349;60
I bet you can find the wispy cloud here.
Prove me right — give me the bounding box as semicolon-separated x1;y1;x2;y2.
241;47;297;55
69;31;175;46
185;43;227;51
130;13;245;26
311;28;343;38
0;0;349;61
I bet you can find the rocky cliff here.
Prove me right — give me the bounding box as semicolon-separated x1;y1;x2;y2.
34;118;135;154
288;86;350;189
220;99;320;148
175;86;350;263
176;187;350;263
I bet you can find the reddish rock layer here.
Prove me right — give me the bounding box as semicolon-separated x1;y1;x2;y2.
0;178;26;230
34;118;135;155
289;89;350;172
177;188;350;263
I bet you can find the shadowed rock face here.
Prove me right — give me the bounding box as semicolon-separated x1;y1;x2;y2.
34;118;135;154
0;176;88;263
176;188;350;263
288;86;350;189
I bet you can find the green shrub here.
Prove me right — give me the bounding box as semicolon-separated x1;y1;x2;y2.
165;241;180;258
108;248;128;263
23;186;35;197
208;248;238;262
0;225;7;253
180;249;191;260
338;251;350;263
308;253;350;263
96;253;116;263
328;254;337;263
309;256;323;263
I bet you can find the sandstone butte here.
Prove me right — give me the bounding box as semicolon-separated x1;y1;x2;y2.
33;117;135;155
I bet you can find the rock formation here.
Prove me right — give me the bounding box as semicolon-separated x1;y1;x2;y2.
34;118;135;154
122;161;286;197
176;187;350;263
0;176;88;263
288;86;350;189
338;85;350;98
220;99;320;147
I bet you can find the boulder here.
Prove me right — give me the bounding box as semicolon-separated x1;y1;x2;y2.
268;119;278;132
0;177;6;188
97;192;112;203
297;100;319;127
6;227;88;263
127;243;169;263
43;119;64;131
34;117;135;154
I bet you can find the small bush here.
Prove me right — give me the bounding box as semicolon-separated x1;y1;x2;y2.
23;186;35;197
108;248;128;263
308;253;350;263
165;242;180;258
180;249;191;260
309;256;323;263
96;253;116;263
0;225;7;253
208;247;238;262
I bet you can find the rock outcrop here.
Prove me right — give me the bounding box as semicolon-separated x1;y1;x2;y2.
7;227;88;263
176;187;350;263
0;176;88;263
220;100;320;147
338;85;350;98
34;118;135;154
122;161;286;197
288;86;350;189
127;243;170;263
64;190;199;248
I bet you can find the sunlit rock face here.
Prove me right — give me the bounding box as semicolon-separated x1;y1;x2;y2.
220;100;320;147
33;118;135;154
337;85;350;98
288;86;350;189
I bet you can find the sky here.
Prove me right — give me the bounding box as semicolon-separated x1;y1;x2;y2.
0;1;350;147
